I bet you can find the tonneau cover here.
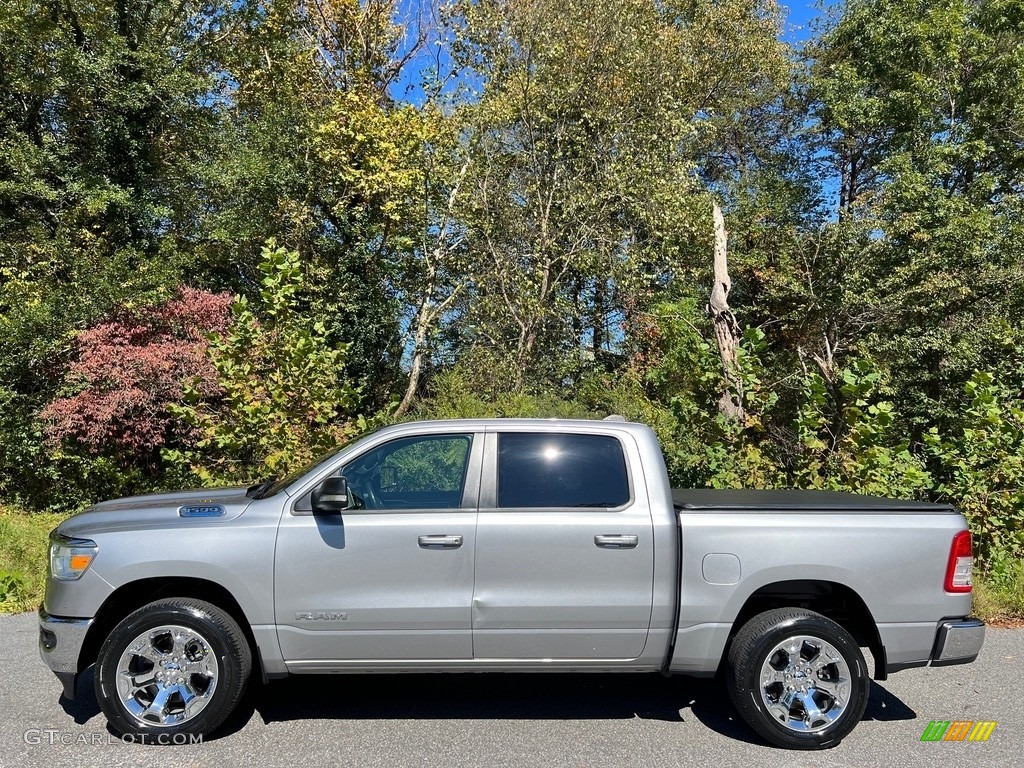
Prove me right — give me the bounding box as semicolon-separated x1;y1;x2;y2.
672;488;957;513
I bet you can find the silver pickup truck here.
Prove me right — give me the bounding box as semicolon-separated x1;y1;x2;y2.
39;418;984;749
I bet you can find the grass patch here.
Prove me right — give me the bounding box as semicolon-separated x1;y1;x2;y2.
974;562;1024;627
0;505;69;614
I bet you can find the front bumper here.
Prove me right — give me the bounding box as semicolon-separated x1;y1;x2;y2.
38;606;92;699
931;618;985;666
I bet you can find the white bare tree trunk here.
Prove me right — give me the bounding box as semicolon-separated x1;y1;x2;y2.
708;201;744;420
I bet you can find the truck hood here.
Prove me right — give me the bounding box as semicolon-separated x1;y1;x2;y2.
57;486;255;538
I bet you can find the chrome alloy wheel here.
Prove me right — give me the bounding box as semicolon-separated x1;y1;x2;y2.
758;634;852;733
114;624;219;726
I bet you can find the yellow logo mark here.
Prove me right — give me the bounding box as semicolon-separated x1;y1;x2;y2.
967;721;997;742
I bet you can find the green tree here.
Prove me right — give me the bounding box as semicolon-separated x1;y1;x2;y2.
196;0;432;409
165;242;363;485
808;0;1024;435
0;0;236;506
444;0;789;392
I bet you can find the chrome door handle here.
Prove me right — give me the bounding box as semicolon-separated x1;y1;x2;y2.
418;534;464;549
594;534;638;549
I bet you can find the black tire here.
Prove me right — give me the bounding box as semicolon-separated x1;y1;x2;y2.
95;598;252;742
726;608;869;749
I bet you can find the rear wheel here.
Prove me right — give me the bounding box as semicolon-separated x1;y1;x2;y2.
95;598;251;741
726;608;869;749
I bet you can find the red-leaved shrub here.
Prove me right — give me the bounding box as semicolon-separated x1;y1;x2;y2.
40;287;233;454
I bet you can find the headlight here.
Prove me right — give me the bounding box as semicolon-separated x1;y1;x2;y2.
49;530;98;581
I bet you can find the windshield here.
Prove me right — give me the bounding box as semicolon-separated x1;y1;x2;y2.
254;427;381;499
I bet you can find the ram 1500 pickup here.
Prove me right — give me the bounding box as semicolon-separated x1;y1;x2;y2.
39;418;984;749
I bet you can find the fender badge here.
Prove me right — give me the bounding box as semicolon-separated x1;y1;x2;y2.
178;505;226;518
295;611;348;621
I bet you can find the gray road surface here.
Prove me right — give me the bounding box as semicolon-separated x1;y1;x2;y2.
1;611;1019;768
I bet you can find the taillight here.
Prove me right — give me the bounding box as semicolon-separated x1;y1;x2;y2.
944;530;973;593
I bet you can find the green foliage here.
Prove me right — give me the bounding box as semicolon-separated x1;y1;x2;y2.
0;506;67;613
418;348;688;466
697;328;787;490
925;372;1024;571
972;558;1024;624
419;351;598;421
0;385;150;512
0;571;28;614
165;242;364;485
649;318;932;498
793;361;932;497
0;386;53;508
197;1;417;410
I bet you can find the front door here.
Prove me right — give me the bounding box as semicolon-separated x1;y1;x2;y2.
275;432;480;666
472;430;655;661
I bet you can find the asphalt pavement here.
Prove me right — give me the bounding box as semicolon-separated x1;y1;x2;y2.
1;611;1019;768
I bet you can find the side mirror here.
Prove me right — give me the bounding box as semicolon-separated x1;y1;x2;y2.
311;476;349;515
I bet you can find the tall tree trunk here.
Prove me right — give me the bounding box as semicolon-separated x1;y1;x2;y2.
708;201;744;420
394;302;432;418
394;251;464;418
393;158;470;417
593;277;606;354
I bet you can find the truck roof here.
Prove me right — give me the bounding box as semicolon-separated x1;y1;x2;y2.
376;417;653;435
383;417;641;427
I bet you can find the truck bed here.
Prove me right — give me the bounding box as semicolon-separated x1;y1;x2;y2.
672;488;957;513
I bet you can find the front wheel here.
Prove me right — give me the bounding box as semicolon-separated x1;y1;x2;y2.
726;608;870;749
95;598;252;741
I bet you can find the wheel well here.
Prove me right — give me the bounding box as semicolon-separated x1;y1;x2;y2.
79;578;259;674
727;580;886;679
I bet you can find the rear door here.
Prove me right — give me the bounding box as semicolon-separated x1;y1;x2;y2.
471;429;655;660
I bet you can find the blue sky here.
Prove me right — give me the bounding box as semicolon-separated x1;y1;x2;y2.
780;1;830;43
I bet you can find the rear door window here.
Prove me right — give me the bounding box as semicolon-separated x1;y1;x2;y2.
496;433;630;508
